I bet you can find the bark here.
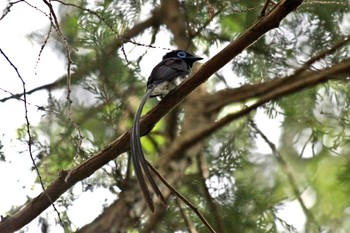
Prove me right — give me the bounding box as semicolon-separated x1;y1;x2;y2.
0;1;306;232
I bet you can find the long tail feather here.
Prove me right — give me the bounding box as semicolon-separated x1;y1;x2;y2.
130;89;166;212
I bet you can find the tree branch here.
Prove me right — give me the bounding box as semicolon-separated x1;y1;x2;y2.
158;58;350;166
0;1;304;232
76;57;350;233
203;36;350;114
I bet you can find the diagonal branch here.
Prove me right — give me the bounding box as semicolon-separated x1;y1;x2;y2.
0;1;304;232
203;36;350;114
148;162;217;233
138;0;304;136
76;57;350;233
158;59;350;166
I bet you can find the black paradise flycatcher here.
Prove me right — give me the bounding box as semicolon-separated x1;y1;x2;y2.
130;50;203;212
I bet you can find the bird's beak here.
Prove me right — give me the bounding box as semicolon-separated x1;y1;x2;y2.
190;56;203;61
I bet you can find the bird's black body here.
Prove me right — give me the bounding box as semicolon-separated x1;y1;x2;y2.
131;50;202;212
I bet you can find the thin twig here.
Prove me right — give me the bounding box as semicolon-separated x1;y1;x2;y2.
51;0;170;52
188;5;227;41
34;22;53;75
42;0;84;155
196;155;225;233
294;37;350;77
0;0;24;21
249;120;321;231
303;0;350;5
176;198;198;233
233;3;266;13
147;161;217;233
0;87;47;111
260;0;271;17
0;48;64;226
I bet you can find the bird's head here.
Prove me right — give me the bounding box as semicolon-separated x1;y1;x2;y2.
162;50;203;67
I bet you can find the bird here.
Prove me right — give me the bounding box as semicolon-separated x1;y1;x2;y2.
130;50;203;212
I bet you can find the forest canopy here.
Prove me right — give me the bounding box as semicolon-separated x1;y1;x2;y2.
0;0;350;232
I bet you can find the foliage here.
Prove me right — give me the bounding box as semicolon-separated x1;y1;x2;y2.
1;0;350;232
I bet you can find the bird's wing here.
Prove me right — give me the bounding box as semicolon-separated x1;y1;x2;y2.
148;58;190;87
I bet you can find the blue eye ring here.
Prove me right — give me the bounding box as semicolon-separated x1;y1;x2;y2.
177;51;187;58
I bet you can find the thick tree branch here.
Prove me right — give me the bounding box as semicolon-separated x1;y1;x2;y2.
204;36;350;114
0;1;304;232
158;59;350;166
76;57;350;233
138;0;304;136
79;0;211;231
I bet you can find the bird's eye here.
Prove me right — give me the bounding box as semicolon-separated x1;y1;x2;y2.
177;51;187;58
